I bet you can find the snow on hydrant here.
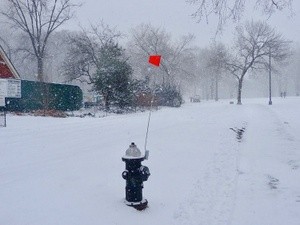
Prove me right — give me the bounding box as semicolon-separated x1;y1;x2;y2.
122;142;150;210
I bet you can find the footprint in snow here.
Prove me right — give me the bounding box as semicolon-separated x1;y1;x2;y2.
267;175;279;190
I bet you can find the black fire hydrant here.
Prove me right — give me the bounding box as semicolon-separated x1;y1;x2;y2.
122;142;150;210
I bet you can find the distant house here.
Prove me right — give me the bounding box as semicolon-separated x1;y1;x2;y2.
0;45;20;79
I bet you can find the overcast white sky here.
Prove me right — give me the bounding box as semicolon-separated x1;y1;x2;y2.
64;0;300;48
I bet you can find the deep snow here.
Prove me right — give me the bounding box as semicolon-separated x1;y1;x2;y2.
1;97;299;225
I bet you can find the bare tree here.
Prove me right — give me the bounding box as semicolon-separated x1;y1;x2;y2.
1;0;78;82
0;26;37;80
0;36;13;59
286;46;300;96
205;42;228;101
189;47;209;99
127;24;195;87
225;20;290;104
294;49;300;96
63;23;134;109
62;22;122;84
187;0;293;31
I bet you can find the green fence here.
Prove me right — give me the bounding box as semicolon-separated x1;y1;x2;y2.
6;80;83;112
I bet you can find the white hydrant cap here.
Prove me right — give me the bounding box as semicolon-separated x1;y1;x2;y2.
125;142;142;158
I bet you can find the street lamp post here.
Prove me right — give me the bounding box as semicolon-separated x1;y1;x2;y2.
268;47;272;105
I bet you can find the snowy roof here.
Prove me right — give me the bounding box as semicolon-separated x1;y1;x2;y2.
0;45;20;79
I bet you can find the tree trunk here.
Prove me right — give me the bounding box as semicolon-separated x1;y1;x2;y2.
42;83;50;112
203;83;209;101
37;57;50;111
215;77;219;101
37;57;44;82
210;79;214;100
277;77;282;97
237;78;243;105
103;93;110;111
296;74;300;96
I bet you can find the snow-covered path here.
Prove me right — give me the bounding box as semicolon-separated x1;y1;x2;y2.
231;102;300;225
1;98;299;225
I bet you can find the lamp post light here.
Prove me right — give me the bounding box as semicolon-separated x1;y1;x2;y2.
268;47;272;105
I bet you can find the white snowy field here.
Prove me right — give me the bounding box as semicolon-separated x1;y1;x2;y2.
1;97;300;225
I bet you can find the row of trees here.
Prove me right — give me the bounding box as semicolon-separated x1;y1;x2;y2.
0;0;298;108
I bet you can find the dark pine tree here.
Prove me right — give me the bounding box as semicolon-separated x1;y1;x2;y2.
94;42;133;110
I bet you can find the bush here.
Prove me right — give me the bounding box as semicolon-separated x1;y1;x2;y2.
154;84;183;107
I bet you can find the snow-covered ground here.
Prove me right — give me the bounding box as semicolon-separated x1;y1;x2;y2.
1;97;299;225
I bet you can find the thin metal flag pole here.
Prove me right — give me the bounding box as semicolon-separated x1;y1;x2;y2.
144;93;155;160
144;55;161;159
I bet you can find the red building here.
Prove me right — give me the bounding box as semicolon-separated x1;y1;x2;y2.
0;45;20;79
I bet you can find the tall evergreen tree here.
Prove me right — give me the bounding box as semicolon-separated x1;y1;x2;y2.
94;42;133;109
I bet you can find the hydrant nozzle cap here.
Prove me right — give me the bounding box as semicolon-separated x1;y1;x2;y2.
124;142;142;158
